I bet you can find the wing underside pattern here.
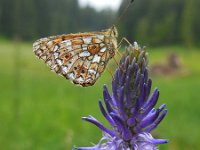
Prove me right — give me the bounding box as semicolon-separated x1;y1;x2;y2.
33;31;116;86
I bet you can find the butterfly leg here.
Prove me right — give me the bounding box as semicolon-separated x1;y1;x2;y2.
115;37;133;72
116;37;132;56
117;37;132;49
107;67;114;80
113;56;120;67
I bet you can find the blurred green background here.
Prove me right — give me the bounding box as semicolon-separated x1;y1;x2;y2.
0;0;200;149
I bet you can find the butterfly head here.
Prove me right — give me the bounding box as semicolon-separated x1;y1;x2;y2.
104;25;118;59
110;25;118;38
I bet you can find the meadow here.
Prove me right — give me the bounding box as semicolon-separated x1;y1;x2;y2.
0;40;200;150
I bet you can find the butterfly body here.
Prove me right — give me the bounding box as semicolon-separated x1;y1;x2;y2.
33;26;118;87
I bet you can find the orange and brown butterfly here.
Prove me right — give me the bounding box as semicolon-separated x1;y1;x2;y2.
33;0;134;87
33;26;118;87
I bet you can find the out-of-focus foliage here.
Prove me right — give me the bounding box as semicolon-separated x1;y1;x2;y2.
119;0;200;46
0;41;200;149
0;0;199;47
0;0;115;40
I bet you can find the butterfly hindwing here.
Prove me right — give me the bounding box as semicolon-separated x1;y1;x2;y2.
33;27;118;86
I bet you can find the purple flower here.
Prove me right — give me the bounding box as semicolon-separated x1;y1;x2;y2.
74;42;168;150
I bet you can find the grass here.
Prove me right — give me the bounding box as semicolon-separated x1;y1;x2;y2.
0;40;200;150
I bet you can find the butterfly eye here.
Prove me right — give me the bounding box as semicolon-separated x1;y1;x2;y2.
110;26;118;37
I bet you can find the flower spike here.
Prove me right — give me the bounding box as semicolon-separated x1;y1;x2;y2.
75;42;168;150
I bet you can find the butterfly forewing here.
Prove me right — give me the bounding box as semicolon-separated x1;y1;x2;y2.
33;27;118;87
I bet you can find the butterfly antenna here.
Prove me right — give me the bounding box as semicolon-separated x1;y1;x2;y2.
113;0;135;27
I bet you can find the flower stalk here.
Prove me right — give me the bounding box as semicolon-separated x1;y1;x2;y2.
74;42;168;150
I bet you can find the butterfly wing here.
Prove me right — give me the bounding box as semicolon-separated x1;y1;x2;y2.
33;29;117;87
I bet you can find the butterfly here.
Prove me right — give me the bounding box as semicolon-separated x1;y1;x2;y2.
33;26;118;87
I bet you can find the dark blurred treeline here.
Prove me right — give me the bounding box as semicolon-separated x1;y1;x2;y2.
0;0;115;41
0;0;199;47
119;0;200;46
